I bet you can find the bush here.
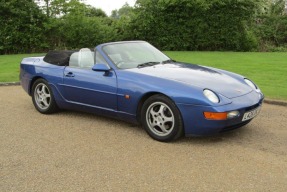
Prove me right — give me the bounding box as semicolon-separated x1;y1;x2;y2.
254;15;287;51
130;0;259;51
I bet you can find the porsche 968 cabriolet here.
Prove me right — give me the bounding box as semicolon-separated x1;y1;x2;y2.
20;41;264;142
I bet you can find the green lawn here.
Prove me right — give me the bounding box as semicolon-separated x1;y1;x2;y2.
0;52;286;100
0;53;44;82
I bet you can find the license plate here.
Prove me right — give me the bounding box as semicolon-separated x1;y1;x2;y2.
242;107;261;122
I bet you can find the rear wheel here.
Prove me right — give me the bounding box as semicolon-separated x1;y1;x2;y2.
32;79;58;114
141;94;183;142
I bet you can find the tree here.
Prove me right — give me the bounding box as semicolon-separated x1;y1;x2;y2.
42;0;115;49
110;3;135;40
254;0;287;51
34;0;51;17
1;0;285;53
111;3;134;19
85;6;107;17
34;0;88;17
0;0;46;54
269;0;286;15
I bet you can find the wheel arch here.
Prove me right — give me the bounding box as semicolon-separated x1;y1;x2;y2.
138;92;185;141
136;92;179;124
29;76;46;95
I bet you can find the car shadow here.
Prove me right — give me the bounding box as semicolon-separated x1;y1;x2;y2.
57;110;253;144
176;127;251;144
50;110;287;156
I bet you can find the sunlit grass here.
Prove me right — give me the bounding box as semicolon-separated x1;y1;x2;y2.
0;53;44;82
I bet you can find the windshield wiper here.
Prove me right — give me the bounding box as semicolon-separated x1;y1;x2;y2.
161;59;176;64
137;62;160;68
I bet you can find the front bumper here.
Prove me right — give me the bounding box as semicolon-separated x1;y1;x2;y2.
178;91;264;136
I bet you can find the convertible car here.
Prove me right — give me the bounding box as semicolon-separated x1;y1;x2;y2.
20;41;264;142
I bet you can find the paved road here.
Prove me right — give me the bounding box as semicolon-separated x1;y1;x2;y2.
0;86;286;191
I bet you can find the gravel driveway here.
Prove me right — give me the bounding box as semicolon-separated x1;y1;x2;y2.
0;86;286;191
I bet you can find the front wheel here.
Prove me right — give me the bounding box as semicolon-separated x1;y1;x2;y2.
141;94;183;142
32;79;58;114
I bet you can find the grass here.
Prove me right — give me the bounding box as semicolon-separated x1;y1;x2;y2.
0;52;286;100
0;53;44;82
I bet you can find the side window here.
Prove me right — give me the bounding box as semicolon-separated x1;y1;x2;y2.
95;51;108;65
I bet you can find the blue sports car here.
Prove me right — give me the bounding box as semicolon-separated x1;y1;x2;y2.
20;41;264;142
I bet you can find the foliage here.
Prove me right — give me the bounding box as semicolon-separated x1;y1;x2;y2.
0;0;287;53
111;3;134;19
36;0;87;17
254;0;287;51
0;0;46;54
111;3;135;40
42;0;114;50
130;0;260;51
255;15;287;51
269;0;286;16
85;7;107;18
54;16;116;49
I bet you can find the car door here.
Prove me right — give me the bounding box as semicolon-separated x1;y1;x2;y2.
61;50;117;111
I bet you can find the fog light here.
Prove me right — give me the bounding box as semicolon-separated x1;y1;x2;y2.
227;111;240;119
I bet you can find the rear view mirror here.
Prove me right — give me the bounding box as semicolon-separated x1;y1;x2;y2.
92;64;111;72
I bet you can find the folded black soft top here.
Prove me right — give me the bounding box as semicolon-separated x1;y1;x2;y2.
43;50;78;66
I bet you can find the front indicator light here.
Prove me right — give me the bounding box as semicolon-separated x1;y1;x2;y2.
204;112;227;120
204;111;240;120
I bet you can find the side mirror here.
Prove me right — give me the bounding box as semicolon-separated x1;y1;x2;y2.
92;64;111;72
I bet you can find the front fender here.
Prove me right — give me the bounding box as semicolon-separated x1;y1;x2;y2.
116;70;232;116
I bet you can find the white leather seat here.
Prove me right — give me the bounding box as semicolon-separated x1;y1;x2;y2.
69;52;79;67
79;48;94;68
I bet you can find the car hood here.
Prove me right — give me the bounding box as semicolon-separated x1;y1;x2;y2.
126;62;252;99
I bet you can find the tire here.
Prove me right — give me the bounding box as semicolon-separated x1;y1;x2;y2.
141;94;183;142
32;79;58;114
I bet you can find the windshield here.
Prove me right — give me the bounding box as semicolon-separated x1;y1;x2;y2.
102;42;170;69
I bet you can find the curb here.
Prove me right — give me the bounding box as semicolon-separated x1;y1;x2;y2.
264;99;287;107
0;82;20;86
0;82;286;107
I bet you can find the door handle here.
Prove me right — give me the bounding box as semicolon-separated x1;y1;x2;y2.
65;72;75;77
